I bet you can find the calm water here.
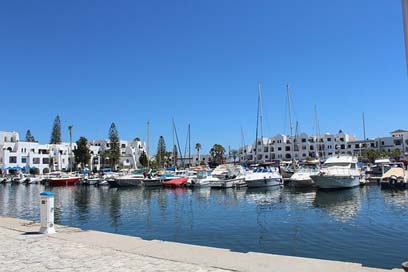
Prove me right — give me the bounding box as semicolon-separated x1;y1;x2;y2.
0;184;407;269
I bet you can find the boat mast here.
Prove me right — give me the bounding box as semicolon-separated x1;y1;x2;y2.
146;121;150;168
241;127;246;163
188;124;191;167
295;121;299;160
286;85;293;138
403;0;408;74
254;83;262;164
173;119;184;168
362;112;366;140
172;121;176;166
314;105;321;160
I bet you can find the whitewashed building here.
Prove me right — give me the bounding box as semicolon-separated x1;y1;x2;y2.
241;129;408;163
0;131;147;174
241;130;356;162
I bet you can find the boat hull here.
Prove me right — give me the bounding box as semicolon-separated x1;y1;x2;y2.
311;175;360;189
210;178;245;188
142;179;163;187
108;178;142;187
246;178;282;188
48;177;81;186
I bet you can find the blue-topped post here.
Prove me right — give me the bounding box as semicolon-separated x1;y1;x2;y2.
39;192;55;234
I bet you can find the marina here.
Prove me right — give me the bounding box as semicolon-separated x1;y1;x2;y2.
0;182;407;269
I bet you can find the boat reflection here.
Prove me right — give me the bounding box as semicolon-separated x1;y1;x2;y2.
245;186;282;206
313;188;362;222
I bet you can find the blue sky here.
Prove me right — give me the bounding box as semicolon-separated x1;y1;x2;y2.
0;0;406;154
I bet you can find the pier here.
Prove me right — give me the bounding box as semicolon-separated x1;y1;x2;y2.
0;216;402;272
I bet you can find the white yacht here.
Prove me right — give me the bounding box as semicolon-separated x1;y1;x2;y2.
290;163;320;187
208;164;246;188
245;164;282;188
310;155;360;189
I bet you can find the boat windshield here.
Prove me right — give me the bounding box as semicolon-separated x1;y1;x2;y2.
324;162;351;167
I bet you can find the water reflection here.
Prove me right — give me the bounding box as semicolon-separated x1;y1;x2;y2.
0;184;407;269
313;188;362;222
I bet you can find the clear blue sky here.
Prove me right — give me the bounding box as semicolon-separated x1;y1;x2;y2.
0;0;406;154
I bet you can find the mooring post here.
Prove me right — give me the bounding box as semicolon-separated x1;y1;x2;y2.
39;192;55;234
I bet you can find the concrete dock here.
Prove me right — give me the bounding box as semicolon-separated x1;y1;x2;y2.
0;216;402;272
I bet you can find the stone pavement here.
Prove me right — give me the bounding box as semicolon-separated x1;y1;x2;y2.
0;217;403;272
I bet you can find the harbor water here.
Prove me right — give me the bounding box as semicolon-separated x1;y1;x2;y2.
0;184;407;269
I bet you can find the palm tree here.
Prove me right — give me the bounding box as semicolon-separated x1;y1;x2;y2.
195;143;202;166
230;149;238;164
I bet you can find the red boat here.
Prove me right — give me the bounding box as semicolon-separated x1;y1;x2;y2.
162;177;188;187
48;176;81;186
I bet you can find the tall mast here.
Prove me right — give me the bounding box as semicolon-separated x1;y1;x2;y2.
403;0;408;74
241;127;245;163
287;85;293;138
188;124;191;167
314;105;321;159
173;119;184;168
146;121;150;168
362;112;366;140
258;82;264;139
172;121;175;166
295;121;299;160
68;125;73;172
254;83;261;164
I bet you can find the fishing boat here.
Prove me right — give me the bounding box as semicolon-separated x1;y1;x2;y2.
245;164;283;188
310;155;360;189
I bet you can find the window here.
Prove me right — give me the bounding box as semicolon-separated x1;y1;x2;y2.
21;157;27;163
340;138;344;142
43;158;49;164
121;144;126;148
9;156;17;163
285;146;290;151
302;138;306;143
33;158;40;164
278;147;282;151
264;147;268;153
327;138;332;141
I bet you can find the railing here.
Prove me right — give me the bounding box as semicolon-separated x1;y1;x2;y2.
321;168;359;177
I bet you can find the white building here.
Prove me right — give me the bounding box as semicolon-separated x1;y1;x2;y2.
241;129;408;163
0;131;147;174
240;130;356;162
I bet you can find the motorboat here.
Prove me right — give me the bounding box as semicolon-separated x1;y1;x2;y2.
245;164;283;188
290;164;320;188
162;177;188;187
208;164;246;189
310;155;360;189
379;162;408;189
48;175;81;186
108;172;144;187
24;175;42;184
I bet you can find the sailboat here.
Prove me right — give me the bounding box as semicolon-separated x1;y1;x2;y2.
245;83;283;188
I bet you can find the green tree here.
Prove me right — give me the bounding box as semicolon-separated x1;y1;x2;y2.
209;144;225;167
195;143;201;165
139;151;148;167
230;149;238;164
156;136;166;168
25;129;35;142
108;123;120;170
50;115;62;144
390;149;401;160
362;149;381;163
73;137;91;169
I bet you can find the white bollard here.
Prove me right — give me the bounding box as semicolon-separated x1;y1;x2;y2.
39;192;56;234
